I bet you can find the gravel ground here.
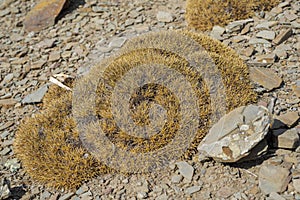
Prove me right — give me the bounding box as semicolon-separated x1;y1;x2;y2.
0;0;299;199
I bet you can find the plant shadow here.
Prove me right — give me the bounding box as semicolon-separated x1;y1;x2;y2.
56;0;86;22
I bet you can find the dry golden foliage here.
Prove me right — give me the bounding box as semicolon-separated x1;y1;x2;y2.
14;30;256;189
14;83;110;190
186;0;280;31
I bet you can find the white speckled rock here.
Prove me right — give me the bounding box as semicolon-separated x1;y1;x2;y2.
198;105;271;162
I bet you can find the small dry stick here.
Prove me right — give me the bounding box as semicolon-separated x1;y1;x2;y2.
49;77;72;91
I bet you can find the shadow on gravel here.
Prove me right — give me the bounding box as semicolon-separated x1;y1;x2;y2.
223;135;277;169
9;185;27;200
57;0;86;22
229;153;274;169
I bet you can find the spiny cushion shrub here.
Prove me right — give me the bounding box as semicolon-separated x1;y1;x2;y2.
186;0;280;31
14;30;256;189
74;30;257;172
14;81;110;189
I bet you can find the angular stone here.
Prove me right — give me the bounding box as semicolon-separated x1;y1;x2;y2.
259;164;291;194
4;158;21;172
0;9;10;17
41;191;51;199
240;47;254;57
241;23;251;35
276;112;299;127
198;105;271;162
216;186;236;198
58;192;74;200
255;53;277;64
156;11;173;23
92;6;106;13
176;161;194;181
293;179;300;193
274;44;291;59
272;128;300;149
278;1;290;8
171;174;182;184
76;184;89;195
1;131;10;139
1;147;11;156
22;84;49;104
36;39;56;49
136;191;148;199
210;26;225;40
48;51;61;62
0;98;17;107
108;37;127;48
249;67;282;91
292;85;300;98
269;6;283;15
156;194;168;200
24;0;68;32
0;121;14;131
231;35;248;43
31;61;46;70
256;30;276;40
225;19;253;33
273;28;293;45
284;10;298;21
249;38;271;45
255;21;278;30
1;73;14;85
267;192;286;200
185;186;201;195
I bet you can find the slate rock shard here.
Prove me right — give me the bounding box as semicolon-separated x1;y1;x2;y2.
198;105;271;162
24;0;68;32
249;67;282;91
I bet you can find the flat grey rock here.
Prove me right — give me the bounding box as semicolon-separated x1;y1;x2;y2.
256;30;276;40
293;179;300;193
198;105;271;162
22;84;49;104
225;19;253;33
272;128;300;149
259;164;291;194
276;112;299;127
156;11;173;23
58;192;74;200
267;192;286;200
171;174;182;184
185;186;201;195
249;38;271;45
176;161;194;181
108;37;127;48
249;67;282;91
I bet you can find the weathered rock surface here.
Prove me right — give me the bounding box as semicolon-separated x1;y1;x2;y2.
176;161;194;181
272;128;300;149
198;105;271;162
249;67;283;91
259;163;291;194
156;11;173;23
21;84;49;104
23;0;68;32
276;112;299;127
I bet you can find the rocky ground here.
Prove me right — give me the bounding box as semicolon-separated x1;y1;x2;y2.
0;0;300;199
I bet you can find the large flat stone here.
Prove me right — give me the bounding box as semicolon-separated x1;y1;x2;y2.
259;164;291;194
198;105;271;162
249;67;282;91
